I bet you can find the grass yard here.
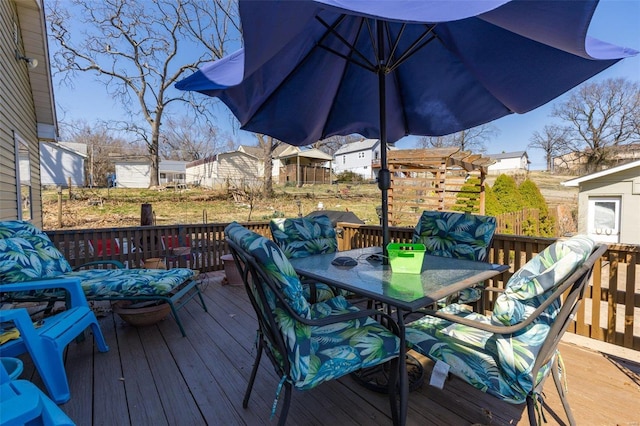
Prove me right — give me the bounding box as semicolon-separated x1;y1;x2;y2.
42;171;576;230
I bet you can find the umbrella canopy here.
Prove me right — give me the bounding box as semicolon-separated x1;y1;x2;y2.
176;0;636;253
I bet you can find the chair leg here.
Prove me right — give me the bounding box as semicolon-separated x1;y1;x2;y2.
243;339;264;408
552;357;576;426
526;395;538;426
388;357;400;426
277;382;292;426
89;320;109;353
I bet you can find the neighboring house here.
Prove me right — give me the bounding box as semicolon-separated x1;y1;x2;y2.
562;159;640;244
486;151;529;175
40;142;87;187
1;0;58;227
333;139;384;180
114;158;188;188
276;147;333;185
553;143;640;174
186;150;261;189
239;143;292;180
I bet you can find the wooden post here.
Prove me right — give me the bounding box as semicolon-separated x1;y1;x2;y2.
141;203;153;226
57;186;63;228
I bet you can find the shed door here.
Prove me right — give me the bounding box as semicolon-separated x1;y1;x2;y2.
587;196;620;243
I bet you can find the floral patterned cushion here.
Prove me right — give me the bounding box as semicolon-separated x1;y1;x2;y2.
270;216;351;300
270;215;337;259
491;235;594;326
405;235;595;403
228;222;399;390
0;231;72;283
413;211;497;304
412;211;496;262
0;220;194;299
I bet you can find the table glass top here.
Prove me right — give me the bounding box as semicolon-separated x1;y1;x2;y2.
289;247;508;311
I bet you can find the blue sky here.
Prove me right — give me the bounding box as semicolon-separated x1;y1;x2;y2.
52;0;639;170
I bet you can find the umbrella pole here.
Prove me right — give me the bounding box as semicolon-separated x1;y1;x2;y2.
376;20;391;264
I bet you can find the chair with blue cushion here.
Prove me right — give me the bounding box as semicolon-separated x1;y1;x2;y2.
405;235;607;425
0;277;109;404
225;222;401;425
0;220;207;337
412;210;497;305
269;215;345;302
1;360;75;425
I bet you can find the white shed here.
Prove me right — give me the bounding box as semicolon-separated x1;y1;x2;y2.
562;160;640;244
40;142;87;187
114;158;187;188
487;151;530;175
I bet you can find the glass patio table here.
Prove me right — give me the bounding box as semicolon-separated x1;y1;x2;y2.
289;246;509;426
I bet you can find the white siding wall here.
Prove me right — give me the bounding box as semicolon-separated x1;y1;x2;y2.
488;156;528;174
40;143;85;186
334;150;375;179
115;162;150;188
186;152;261;189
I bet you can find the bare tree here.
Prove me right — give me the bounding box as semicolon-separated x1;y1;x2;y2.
552;78;640;173
416;124;498;152
160;116;235;161
528;125;571;172
255;134;281;197
312;135;362;156
47;0;240;187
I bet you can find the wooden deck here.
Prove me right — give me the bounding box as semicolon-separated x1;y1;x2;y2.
17;272;640;425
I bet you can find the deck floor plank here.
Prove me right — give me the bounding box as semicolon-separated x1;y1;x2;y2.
28;273;638;425
90;313;129;426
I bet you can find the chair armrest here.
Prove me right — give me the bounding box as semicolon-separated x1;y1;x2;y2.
0;278;89;309
73;260;125;270
0;308;44;347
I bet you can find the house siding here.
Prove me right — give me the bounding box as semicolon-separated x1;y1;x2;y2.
115;161;151;188
186;152;260;188
40;142;86;187
333;140;380;180
0;0;43;226
575;166;640;244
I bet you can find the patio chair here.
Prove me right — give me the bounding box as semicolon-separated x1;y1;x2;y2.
225;222;401;425
1;361;75;426
405;235;607;425
0;277;109;404
412;210;497;305
269;215;347;302
0;220;207;337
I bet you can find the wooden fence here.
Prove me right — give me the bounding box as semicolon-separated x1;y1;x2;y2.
46;222;640;351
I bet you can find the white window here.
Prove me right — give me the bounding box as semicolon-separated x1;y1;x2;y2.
14;133;32;221
587;196;620;243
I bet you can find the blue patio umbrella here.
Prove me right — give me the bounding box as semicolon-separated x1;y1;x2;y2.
176;0;636;258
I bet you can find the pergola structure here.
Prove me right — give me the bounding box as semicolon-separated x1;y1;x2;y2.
387;148;494;226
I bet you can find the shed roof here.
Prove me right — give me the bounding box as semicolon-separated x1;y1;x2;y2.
562;159;640;187
486;151;528;160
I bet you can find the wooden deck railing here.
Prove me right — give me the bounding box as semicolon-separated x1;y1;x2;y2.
46;222;639;351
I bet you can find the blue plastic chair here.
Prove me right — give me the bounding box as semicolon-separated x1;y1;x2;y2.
1;361;75;425
0;277;109;404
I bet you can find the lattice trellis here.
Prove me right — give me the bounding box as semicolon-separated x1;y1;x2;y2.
387;148;494;226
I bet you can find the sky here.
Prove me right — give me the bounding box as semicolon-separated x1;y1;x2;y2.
51;0;640;170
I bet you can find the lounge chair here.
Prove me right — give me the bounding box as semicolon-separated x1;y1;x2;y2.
0;220;207;336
